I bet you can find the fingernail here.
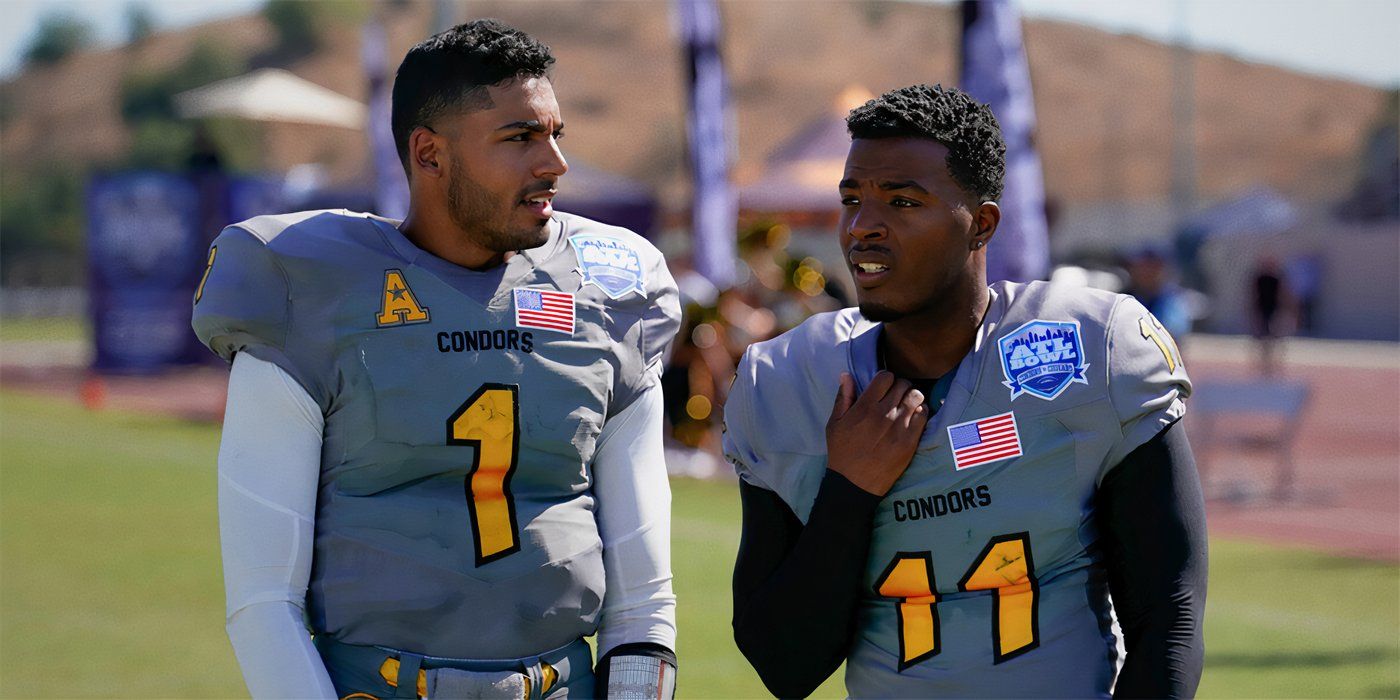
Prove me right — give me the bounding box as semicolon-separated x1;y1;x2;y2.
909;390;924;404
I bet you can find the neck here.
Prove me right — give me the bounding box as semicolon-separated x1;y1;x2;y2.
398;200;508;271
881;275;990;379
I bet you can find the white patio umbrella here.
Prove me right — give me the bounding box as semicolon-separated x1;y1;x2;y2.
174;68;366;129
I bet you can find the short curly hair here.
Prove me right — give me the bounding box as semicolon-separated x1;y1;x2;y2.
392;19;555;171
846;84;1005;202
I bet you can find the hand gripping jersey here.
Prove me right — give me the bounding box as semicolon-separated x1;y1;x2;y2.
194;209;679;659
724;281;1189;697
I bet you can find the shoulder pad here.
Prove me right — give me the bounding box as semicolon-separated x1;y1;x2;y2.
1102;292;1191;472
723;310;864;520
557;213;681;414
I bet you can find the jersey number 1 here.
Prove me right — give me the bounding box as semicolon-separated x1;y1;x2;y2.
447;384;521;566
1139;315;1182;373
874;532;1039;670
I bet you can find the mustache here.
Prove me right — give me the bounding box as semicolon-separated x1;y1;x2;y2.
848;244;892;255
517;180;558;198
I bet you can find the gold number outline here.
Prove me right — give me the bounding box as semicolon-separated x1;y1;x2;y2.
194;246;217;304
1138;315;1181;374
872;551;941;670
876;532;1041;671
446;383;522;566
955;532;1040;664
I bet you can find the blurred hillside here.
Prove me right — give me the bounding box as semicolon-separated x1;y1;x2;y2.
3;1;1390;199
1;0;1393;294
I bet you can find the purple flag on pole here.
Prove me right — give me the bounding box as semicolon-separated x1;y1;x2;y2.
362;15;409;220
961;0;1049;283
676;0;737;290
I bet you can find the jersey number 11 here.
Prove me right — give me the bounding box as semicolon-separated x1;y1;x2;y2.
874;532;1039;669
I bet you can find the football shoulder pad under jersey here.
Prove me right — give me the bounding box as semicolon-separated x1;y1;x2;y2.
556;212;681;412
192;209;362;407
722;309;865;519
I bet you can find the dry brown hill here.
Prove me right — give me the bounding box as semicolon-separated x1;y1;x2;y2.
2;0;1388;210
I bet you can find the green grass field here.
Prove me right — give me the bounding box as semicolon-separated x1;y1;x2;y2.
1;389;1396;698
0;317;87;344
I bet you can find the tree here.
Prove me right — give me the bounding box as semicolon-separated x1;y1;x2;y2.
259;1;367;60
119;40;245;124
125;3;156;45
23;13;94;66
262;0;322;56
116;40;255;171
0;165;86;279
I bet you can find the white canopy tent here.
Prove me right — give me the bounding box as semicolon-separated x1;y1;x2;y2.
174;68;366;129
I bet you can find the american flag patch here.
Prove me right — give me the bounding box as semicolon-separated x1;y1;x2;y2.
947;411;1022;470
513;288;574;335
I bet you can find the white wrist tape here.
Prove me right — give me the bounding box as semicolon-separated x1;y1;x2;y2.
603;654;676;700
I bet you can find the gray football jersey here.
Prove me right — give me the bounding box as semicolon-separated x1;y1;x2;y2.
724;281;1189;697
194;209;680;659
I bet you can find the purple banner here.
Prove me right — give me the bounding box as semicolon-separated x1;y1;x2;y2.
676;0;737;290
961;0;1050;283
88;172;288;373
362;15;409;220
87;172;206;372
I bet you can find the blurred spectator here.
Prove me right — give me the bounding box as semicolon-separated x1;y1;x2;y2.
733;219;840;336
187;125;229;245
1285;253;1322;336
660;219;843;471
661;304;731;451
1251;255;1294;376
185;126;225;173
1121;245;1192;342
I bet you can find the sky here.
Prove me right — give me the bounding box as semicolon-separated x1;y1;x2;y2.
1;0;1397;87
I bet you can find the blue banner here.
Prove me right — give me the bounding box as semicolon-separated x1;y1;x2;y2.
87;172;206;372
961;0;1050;283
87;172;287;373
227;175;288;225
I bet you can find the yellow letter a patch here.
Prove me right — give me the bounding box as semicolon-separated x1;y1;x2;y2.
376;269;430;327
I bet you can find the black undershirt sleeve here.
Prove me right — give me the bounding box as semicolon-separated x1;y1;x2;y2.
732;471;883;699
1096;419;1209;699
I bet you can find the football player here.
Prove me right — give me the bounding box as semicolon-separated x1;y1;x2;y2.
724;84;1207;698
195;20;679;699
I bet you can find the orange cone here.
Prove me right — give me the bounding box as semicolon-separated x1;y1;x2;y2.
80;374;107;410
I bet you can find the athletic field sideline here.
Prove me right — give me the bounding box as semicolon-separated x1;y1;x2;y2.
0;390;1395;697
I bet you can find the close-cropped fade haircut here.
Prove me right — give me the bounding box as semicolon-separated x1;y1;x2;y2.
845;84;1006;202
391;19;555;172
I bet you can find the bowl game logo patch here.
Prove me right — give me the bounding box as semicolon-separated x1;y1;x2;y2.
997;319;1088;401
570;234;645;299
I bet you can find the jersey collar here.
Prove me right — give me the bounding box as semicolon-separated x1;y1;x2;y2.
844;285;1010;450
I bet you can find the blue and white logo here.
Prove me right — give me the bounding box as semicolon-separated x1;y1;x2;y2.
997;319;1089;401
570;234;645;299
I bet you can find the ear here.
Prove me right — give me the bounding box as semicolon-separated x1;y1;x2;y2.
971;201;1001;249
408;126;444;179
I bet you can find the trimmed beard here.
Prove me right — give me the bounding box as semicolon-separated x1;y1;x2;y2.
446;159;551;254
